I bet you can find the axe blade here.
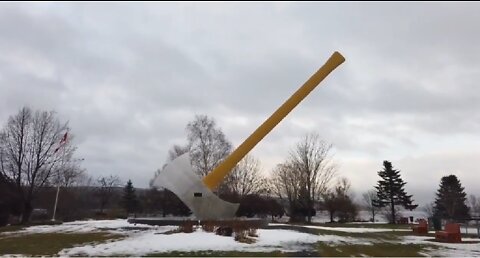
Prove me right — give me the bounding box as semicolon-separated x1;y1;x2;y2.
152;153;239;220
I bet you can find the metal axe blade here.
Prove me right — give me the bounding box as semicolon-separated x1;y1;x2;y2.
152;153;239;220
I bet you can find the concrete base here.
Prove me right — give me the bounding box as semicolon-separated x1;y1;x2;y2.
128;217;269;228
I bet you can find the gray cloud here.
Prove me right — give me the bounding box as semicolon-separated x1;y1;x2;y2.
1;2;479;205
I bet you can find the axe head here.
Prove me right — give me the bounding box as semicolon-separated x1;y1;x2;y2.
151;153;239;220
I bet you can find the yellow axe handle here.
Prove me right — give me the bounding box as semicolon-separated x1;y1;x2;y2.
203;51;346;190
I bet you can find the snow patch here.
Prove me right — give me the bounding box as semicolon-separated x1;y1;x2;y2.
303;225;410;233
270;223;409;233
59;228;326;256
402;235;480;257
2;219;160;236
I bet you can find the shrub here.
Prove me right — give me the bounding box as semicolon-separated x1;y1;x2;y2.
179;220;195;233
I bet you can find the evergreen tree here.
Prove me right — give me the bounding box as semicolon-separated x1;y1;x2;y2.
433;175;470;220
374;161;417;224
122;179;138;214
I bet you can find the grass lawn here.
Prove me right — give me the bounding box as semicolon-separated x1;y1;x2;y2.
316;242;436;257
0;225;24;233
0;232;123;256
269;224;411;239
146;250;293;257
146;225;440;257
0;223;451;257
146;242;437;257
307;222;412;230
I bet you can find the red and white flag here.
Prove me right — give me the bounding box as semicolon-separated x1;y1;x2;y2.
54;131;68;153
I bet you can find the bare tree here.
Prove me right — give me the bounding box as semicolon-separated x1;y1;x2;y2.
322;177;357;223
362;189;380;222
186;115;232;177
0;172;22;225
270;162;302;218
56;163;86;187
422;202;435;218
50;141;86;188
95;175;121;214
469;195;480;217
289;133;336;223
149;144;189;189
149;168;162;188
322;190;337;223
167;144;189;162
75;173;95;187
49;155;86;221
270;134;336;222
151;115;231;193
0;107;78;223
323;178;346;223
223;154;266;197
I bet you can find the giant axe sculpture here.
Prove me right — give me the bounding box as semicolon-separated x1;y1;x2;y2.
152;51;345;220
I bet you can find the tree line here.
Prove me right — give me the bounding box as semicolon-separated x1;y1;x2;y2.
363;162;479;224
1;107;479;226
157;114;353;223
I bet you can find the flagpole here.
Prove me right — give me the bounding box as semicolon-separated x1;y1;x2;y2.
52;130;68;222
52;184;60;221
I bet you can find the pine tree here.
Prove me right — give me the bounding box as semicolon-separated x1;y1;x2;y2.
433;175;470;220
122;179;138;215
374;161;417;224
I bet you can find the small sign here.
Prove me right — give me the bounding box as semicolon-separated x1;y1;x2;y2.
194;192;202;197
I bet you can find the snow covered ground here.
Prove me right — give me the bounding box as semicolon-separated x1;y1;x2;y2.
1;219;160;237
270;223;408;233
403;235;480;257
0;219;361;256
461;226;480;235
301;225;410;233
60;228;324;256
311;210;429;223
2;219;480;256
54;220;370;256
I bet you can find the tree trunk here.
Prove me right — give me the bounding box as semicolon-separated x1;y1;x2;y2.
100;201;105;214
309;199;315;224
307;197;312;224
330;211;334;223
21;201;32;224
391;200;396;224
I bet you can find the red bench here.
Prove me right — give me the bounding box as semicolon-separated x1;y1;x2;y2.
412;219;428;235
435;223;461;243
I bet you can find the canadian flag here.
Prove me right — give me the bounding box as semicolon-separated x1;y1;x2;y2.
54;131;68;153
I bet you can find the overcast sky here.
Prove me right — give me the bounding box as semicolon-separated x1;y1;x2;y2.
1;2;479;206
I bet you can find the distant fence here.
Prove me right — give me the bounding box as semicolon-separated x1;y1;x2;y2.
454;217;480;238
429;217;480;238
